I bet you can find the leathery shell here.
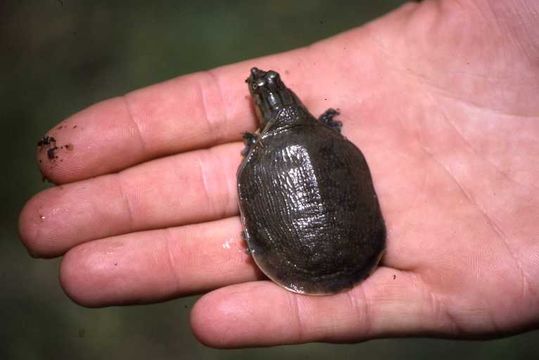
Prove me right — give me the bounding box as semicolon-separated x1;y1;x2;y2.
237;68;385;295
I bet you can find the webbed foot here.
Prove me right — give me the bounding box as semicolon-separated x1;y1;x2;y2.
319;108;342;133
241;132;258;156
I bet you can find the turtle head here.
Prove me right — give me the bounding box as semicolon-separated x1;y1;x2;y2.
246;67;304;130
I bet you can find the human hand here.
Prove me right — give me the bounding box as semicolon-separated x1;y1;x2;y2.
19;0;539;347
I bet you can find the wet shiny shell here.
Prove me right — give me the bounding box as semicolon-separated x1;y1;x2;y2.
237;121;386;295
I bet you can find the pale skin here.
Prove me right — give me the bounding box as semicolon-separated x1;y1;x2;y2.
19;0;539;348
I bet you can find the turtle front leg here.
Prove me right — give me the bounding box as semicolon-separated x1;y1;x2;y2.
241;132;258;156
318;108;342;133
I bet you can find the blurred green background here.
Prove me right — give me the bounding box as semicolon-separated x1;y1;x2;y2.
1;0;538;359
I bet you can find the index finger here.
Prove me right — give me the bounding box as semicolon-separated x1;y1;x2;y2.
38;47;318;184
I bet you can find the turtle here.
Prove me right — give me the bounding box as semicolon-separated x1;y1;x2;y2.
237;67;386;295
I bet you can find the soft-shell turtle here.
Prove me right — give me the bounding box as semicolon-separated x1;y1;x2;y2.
237;68;385;295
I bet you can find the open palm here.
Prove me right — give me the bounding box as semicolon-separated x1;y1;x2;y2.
19;0;539;347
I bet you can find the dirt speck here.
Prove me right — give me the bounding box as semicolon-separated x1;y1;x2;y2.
47;147;58;159
37;134;74;164
393;274;396;280
38;135;60;161
37;136;56;147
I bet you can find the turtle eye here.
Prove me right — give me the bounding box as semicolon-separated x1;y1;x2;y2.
256;79;266;88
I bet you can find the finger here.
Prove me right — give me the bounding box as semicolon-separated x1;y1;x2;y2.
20;142;241;258
37;48;319;184
191;268;457;348
60;217;261;307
